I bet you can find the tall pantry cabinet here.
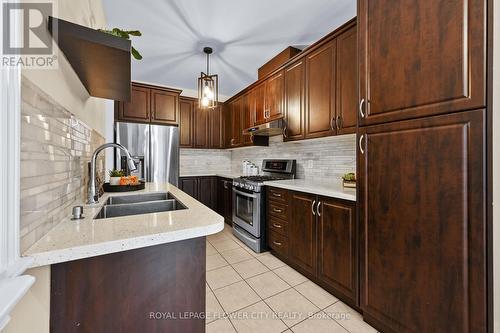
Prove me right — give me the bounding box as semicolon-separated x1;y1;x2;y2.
357;1;488;332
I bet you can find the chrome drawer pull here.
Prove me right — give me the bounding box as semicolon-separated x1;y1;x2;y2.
273;208;283;213
272;223;282;228
272;192;282;197
273;240;282;246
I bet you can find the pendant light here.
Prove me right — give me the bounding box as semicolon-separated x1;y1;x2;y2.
198;47;219;109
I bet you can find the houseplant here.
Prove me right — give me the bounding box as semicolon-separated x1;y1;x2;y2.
109;169;125;186
98;28;143;60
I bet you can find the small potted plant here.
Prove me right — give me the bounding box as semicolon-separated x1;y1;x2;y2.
342;172;356;188
109;169;125;186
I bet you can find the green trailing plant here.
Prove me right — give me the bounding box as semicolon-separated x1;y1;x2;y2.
109;169;125;177
98;28;143;60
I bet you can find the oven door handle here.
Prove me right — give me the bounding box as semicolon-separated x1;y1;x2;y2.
233;188;258;199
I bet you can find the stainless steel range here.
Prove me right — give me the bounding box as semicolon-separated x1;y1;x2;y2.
232;159;296;252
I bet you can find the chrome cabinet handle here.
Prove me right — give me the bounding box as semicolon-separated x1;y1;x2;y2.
359;99;365;118
283;126;287;138
273;208;283;213
317;201;322;216
312;200;316;216
337;115;342;130
272;223;282;228
330;116;336;131
273;240;282;246
359;134;365;154
272;192;282;197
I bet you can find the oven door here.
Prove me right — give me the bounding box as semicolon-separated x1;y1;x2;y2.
232;187;261;237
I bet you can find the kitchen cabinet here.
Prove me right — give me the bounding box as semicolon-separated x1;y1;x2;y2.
209;104;224;149
253;82;266;125
305;40;336;139
179;97;194;147
264;70;284;122
317;196;357;304
179;176;217;210
241;93;253;145
217;177;233;225
358;109;486;332
335;25;357;134
283;59;305;141
289;192;317;275
358;0;486;126
228;97;243;147
193;104;210;148
116;84;150;123
150;88;179;125
115;83;181;125
267;186;358;307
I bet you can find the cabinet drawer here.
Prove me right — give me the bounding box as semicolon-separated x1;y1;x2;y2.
268;187;288;203
268;201;288;220
268;216;288;237
268;230;288;256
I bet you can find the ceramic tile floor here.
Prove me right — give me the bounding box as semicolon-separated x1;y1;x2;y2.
205;224;379;333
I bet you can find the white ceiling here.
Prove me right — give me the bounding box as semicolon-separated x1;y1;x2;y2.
102;0;356;97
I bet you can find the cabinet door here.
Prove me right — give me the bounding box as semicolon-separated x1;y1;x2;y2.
198;177;215;209
265;71;284;121
253;82;266;125
193;105;209;148
179;177;198;199
117;85;150;123
230;98;242;147
224;103;232;148
305;40;336;138
151;88;179;125
209;105;224;148
241;93;253;145
317;197;357;305
336;25;357;134
358;0;485;126
217;178;233;224
179;98;194;148
289;192;317;275
284;59;305;141
358;110;486;332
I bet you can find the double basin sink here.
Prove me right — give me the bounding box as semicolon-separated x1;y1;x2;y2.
94;192;187;219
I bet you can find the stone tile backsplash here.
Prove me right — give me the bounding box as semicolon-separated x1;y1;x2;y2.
180;134;356;180
20;78;105;252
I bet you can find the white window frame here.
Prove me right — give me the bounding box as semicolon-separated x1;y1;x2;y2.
0;1;35;330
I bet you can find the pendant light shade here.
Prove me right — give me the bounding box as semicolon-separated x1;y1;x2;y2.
198;47;219;109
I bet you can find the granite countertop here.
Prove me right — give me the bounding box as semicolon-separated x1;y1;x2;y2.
24;183;224;267
263;179;356;201
180;173;242;179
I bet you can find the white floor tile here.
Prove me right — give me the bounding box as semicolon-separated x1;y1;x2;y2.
206;318;236;333
206;291;225;323
324;302;377;333
265;288;320;327
232;258;269;279
229;301;287;333
207;265;242;290
214;281;261;314
246;271;290;299
290;311;348;333
294;280;338;309
257;253;287;270
220;247;254;264
207;253;229;271
211;238;242;252
273;265;308;286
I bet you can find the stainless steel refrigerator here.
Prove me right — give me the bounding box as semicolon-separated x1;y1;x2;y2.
115;122;179;186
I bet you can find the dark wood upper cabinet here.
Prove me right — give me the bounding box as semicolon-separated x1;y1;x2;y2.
229;98;243;147
209;105;224;149
284;59;305;141
358;0;486;125
265;70;284;121
117;85;150;123
358;109;486;332
179;97;194;148
150;88;179;125
336;25;357;134
305;40;336;139
193;104;209;148
289;192;317;275
115;83;181;125
253;82;266;125
241;93;253;145
317;197;357;304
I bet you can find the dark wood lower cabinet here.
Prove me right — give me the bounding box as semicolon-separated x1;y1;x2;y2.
358;109;487;333
51;237;206;333
217;177;233;225
289;192;317;275
267;186;358;308
179;177;198;198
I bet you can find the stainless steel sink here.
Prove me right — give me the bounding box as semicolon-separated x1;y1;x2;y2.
95;192;186;219
105;192;174;205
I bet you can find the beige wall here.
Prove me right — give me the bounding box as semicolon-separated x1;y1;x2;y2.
2;267;50;333
493;0;500;330
21;0;109;136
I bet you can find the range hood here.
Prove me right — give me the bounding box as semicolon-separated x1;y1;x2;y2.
243;118;285;137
